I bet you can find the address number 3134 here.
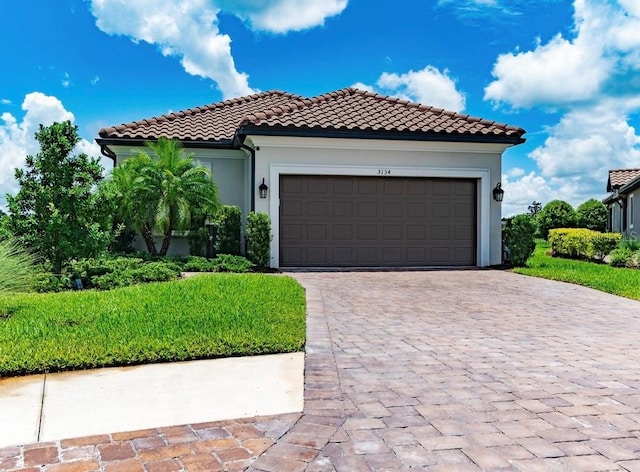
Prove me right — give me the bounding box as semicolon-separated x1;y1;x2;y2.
377;169;391;176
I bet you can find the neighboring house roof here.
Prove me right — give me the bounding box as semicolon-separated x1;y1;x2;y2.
607;168;640;192
97;87;526;149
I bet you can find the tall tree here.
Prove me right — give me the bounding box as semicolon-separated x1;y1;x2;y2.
6;121;113;272
105;137;219;256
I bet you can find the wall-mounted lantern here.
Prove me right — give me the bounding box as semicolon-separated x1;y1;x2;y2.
259;178;268;199
493;182;504;202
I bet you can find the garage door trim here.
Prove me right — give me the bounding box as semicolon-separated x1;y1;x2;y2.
269;164;492;268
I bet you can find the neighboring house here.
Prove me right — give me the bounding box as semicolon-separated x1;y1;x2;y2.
96;87;525;268
604;168;640;238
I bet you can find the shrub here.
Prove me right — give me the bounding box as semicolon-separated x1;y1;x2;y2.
211;254;254;273
246;212;272;270
576;199;607;232
549;228;621;261
33;273;73;293
609;247;637;268
503;214;536;267
538;200;577;239
0;238;38;293
131;262;181;283
592;233;622;261
215;205;242;255
70;257;181;290
187;227;209;257
183;256;217;272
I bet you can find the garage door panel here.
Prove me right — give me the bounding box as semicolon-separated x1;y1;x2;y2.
280;175;476;267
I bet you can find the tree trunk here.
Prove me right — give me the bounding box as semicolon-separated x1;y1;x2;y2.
141;223;157;256
159;228;172;256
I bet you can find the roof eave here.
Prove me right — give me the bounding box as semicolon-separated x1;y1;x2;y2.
619;175;640;194
95;136;237;149
238;126;526;146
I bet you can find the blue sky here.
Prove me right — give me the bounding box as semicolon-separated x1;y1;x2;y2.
1;0;639;215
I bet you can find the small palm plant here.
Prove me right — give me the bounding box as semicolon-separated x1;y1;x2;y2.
0;238;37;295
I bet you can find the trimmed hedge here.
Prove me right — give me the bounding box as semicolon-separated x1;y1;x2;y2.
548;228;621;261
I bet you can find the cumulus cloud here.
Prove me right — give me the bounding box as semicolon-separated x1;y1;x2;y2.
484;0;640;214
354;66;466;112
485;0;640;108
217;0;347;33
89;0;348;99
0;92;99;209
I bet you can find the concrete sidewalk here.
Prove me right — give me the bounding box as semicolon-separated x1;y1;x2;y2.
0;352;304;448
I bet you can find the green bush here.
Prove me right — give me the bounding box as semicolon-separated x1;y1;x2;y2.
538;200;576;239
131;262;181;282
503;214;536;267
549;228;621;261
0;238;38;294
187;227;209;257
183;256;217;272
70;257;181;290
215;205;242;255
33;273;73;293
246;212;272;270
609;247;637;268
576;199;607;232
212;254;254;273
592;233;622;261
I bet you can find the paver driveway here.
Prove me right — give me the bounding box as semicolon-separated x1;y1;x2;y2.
251;270;640;471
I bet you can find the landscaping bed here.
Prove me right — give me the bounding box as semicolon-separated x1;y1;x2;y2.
0;274;306;377
514;241;640;301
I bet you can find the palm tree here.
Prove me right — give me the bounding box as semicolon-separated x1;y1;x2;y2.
106;137;220;256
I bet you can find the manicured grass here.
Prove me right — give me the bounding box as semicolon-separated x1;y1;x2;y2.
0;274;306;377
514;241;640;301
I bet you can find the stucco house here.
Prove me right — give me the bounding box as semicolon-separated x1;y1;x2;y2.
604;168;640;238
96;87;526;268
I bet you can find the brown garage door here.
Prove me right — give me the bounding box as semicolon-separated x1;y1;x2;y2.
279;175;476;267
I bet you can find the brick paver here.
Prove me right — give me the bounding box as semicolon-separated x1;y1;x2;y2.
5;270;640;471
252;270;640;471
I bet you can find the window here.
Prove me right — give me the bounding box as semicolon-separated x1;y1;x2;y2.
630;193;635;229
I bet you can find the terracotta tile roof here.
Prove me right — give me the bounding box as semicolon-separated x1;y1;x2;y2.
98;91;302;143
607;168;640;192
98;87;526;145
240;88;525;142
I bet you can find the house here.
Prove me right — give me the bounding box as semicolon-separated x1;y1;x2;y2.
604;168;640;238
96;87;526;268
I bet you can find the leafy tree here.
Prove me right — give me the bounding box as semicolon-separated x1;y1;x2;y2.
105;137;220;256
6;121;113;272
537;200;576;239
503;214;536;267
576;198;607;232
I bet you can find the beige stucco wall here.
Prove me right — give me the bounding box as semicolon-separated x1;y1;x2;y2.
247;135;512;268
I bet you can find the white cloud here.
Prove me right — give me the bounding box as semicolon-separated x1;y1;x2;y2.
217;0;347;33
0;92;99;209
501;171;553;217
90;76;100;85
485;0;640;215
485;0;640;108
62;72;71;88
1;99;11;105
355;66;466;112
89;0;348;99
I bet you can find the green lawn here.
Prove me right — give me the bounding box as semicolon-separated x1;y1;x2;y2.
514;241;640;301
0;274;306;377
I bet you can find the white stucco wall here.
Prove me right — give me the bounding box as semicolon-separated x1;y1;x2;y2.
246;135;512;268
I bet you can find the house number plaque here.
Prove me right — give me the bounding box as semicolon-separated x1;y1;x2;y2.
377;169;391;176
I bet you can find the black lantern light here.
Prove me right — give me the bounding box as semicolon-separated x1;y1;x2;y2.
259;178;268;199
492;182;504;202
